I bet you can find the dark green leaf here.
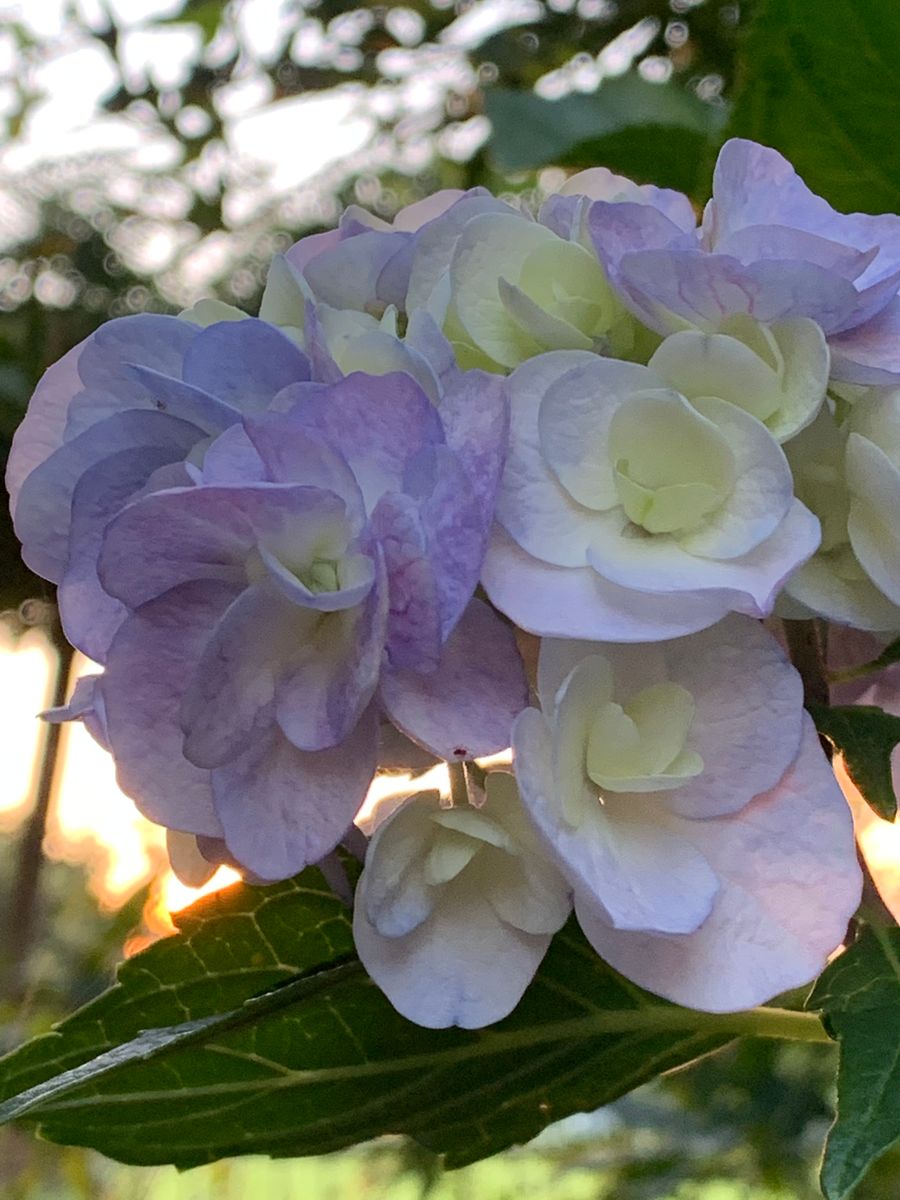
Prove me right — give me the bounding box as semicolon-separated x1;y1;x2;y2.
0;867;733;1169
809;705;900;821
727;0;900;212
808;927;900;1199
484;76;726;189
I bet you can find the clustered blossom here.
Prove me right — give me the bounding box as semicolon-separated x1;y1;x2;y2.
16;136;896;1030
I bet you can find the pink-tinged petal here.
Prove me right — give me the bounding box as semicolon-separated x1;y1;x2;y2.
370;491;442;672
354;864;552;1030
302;231;409;310
279;370;444;513
617;251;860;335
438;368;508;527
578;718;862;1011
275;549;388;751
587;499;820;617
284;227;342;272
14;410;202;582
380;598;528;760
393;189;468;231
6;340;85;515
661;615;804;817
830;296;900;385
103;580;236;837
513;709;719;935
181;318;310;412
482;525;730;641
563;169;696;230
213;706;378;881
98;483;346;608
406;192;515;311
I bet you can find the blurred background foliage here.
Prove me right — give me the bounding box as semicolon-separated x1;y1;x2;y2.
1;0;899;1196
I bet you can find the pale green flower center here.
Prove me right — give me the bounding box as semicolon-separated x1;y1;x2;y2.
609;392;735;534
586;681;704;794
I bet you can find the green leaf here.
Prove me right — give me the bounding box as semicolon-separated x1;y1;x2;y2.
809;704;900;821
0;866;739;1169
160;0;227;42
727;0;900;213
484;76;726;191
808;927;900;1199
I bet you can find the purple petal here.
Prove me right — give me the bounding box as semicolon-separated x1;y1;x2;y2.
43;673;110;751
830;295;900;384
243;413;365;520
180;583;302;769
275;547;388;751
212;706;378;881
589;200;693;272
6;340;86;516
125;366;237;432
617;250;860;334
438;368;509;527
14;410;202;582
302;231;410;311
59;444;190;661
279;371;445;513
406;444;486;637
285;228;341;272
76;314;197;406
709;139;900;287
103;580;237;836
380;598;529;760
370;490;442;672
98;483;347;608
181;319;310;412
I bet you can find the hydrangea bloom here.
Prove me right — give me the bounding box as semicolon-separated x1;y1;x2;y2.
589;138;900;385
783;394;900;631
6;136;887;1033
354;774;571;1029
79;370;525;881
513;618;862;1010
482;348;820;640
8;315;311;660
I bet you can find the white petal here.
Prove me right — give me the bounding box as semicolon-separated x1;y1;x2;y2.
577;718;862;1011
483;525;731;641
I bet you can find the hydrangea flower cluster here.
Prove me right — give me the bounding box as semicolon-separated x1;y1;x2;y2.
13;137;888;1029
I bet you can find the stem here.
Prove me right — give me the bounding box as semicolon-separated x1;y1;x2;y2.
783;618;830;708
447;760;469;808
3;629;73;1003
